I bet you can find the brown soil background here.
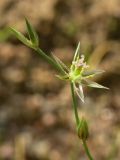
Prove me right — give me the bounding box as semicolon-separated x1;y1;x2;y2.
0;0;120;160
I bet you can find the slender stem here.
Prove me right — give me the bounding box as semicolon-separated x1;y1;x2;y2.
36;48;64;74
36;47;94;160
82;140;94;160
70;82;80;126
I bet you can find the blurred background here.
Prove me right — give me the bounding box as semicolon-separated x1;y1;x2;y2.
0;0;120;160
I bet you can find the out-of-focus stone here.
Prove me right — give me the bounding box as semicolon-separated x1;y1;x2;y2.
30;140;50;158
24;94;44;110
29;67;60;92
50;150;62;160
2;67;26;83
42;112;57;127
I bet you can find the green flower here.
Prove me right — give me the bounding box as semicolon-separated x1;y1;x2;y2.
53;42;109;103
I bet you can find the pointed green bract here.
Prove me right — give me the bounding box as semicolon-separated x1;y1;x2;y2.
25;18;39;47
74;84;84;103
86;80;109;89
9;27;32;47
79;85;84;103
73;42;80;61
56;74;69;81
52;54;69;74
82;69;105;78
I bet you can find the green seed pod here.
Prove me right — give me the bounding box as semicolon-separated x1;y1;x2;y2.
77;117;89;140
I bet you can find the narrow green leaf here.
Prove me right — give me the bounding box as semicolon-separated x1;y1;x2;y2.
25;18;39;47
9;27;32;47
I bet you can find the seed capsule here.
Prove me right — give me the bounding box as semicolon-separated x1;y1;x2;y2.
77;117;89;140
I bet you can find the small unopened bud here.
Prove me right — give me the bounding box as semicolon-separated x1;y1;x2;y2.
77;117;89;140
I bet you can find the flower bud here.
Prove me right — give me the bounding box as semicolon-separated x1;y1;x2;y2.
77;117;89;140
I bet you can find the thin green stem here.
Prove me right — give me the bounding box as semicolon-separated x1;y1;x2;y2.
82;140;94;160
36;47;94;160
36;48;64;74
70;82;80;126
